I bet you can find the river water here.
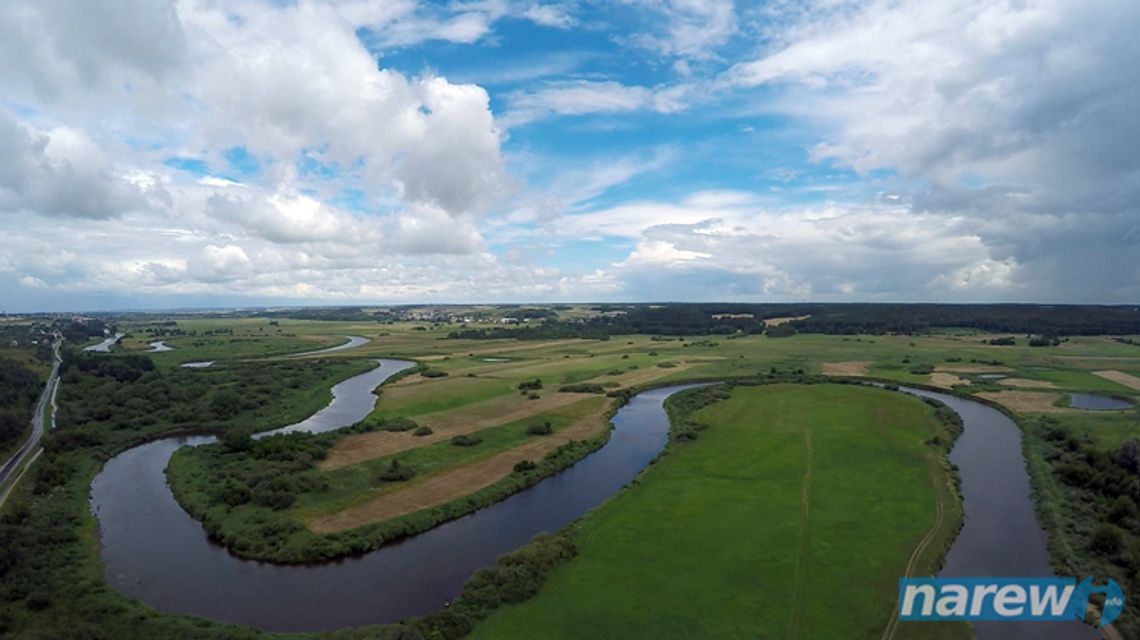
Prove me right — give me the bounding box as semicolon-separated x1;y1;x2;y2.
905;387;1099;640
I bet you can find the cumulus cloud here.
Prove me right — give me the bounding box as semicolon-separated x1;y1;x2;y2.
0;112;161;218
0;0;186;106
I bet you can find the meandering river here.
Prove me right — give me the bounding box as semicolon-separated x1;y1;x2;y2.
91;359;706;631
89;374;1099;637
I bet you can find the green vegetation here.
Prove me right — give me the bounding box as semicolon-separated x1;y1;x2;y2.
472;383;967;640
2;307;1139;638
1024;415;1140;638
0;359;43;460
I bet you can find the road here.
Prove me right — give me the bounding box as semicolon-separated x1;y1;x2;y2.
0;339;62;507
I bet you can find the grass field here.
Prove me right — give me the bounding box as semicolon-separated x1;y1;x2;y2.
470;384;968;640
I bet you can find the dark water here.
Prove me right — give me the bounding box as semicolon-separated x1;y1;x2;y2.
91;365;706;632
1069;392;1132;411
905;388;1099;640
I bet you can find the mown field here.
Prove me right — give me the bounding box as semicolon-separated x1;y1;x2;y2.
470;384;968;640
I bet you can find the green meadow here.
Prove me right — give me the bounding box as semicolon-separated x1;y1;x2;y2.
471;384;968;640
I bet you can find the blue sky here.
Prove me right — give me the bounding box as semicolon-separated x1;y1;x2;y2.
0;0;1138;311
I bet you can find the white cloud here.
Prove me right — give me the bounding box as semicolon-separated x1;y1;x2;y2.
502;80;656;126
0;0;186;107
0;113;162;219
621;0;737;61
522;3;577;28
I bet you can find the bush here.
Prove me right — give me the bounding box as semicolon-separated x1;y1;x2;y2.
377;459;416;482
421;369;449;378
513;460;537;473
451;435;483;447
221;427;254;452
1090;525;1124;555
526;392;540;400
1109;496;1137;524
413;426;434;436
517;378;543;391
381;417;419;432
527;422;553;436
909;364;934;375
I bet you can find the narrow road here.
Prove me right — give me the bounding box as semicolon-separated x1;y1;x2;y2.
0;339;62;507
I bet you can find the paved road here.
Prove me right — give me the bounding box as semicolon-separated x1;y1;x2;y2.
0;341;62;502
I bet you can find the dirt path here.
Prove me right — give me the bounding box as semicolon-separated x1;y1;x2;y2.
880;456;946;640
309;403;612;533
320;392;592;471
788;429;813;639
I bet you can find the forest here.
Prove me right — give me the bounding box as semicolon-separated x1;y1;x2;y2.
450;303;1140;339
0;360;42;456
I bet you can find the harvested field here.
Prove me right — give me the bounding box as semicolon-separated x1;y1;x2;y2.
1093;370;1140;392
310;405;611;533
935;364;1015;374
321;392;591;471
1000;378;1058;389
974;391;1072;413
821;361;870;376
929;372;969;389
762;315;810;326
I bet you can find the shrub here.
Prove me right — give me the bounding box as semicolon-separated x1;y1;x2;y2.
527;422;553;436
527;392;540;400
381;417;419;432
413;426;434;436
1109;496;1138;524
377;459;416;482
909;364;934;375
1090;525;1124;555
421;369;449;378
252;488;296;510
513;460;537;473
517;378;543;391
221;428;254;452
451;435;483;447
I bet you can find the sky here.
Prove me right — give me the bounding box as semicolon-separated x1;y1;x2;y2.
1;0;1138;312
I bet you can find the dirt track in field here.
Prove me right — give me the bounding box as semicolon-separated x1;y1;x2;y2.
309;404;612;533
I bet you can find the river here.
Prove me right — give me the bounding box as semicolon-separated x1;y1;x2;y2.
90;376;1100;636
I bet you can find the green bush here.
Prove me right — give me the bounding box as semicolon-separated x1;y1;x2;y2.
413;426;434;436
526;422;553;436
381;417;419;432
517;378;543;391
451;435;483;447
513;460;537;473
1091;525;1124;555
377;459;416;482
421;369;449;378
